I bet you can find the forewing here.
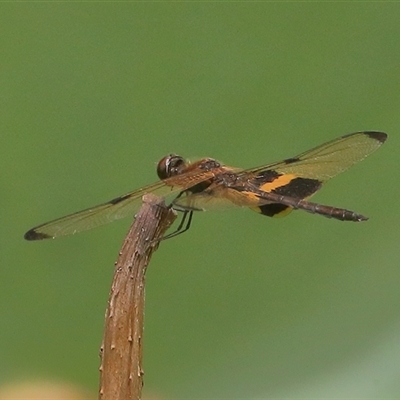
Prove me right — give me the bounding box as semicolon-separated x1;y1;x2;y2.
25;167;218;240
24;181;174;239
240;131;387;182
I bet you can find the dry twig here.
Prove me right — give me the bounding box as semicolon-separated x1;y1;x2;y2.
99;194;177;400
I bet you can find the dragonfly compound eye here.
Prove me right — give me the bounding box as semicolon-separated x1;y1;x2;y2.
157;155;186;179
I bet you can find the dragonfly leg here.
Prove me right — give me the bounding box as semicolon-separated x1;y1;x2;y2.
162;210;193;240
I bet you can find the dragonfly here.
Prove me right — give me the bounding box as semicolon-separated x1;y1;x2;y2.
24;131;387;241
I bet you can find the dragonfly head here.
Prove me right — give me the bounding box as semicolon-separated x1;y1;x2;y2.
157;154;188;180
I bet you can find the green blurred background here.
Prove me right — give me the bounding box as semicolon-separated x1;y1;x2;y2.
2;3;400;399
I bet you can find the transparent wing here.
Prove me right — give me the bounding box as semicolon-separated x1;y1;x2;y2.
173;131;387;212
241;131;387;182
24;181;173;239
24;166;218;240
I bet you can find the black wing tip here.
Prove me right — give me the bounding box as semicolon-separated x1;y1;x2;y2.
342;131;388;143
364;131;388;143
24;229;52;241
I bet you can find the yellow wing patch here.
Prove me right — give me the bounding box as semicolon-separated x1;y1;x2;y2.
259;173;297;192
